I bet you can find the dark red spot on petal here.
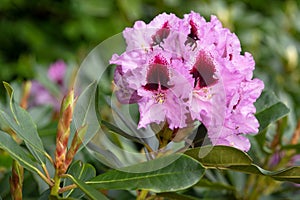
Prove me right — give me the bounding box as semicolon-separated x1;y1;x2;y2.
190;51;218;88
151;22;170;49
188;20;199;41
185;20;200;50
232;97;241;110
152;54;168;65
144;55;171;91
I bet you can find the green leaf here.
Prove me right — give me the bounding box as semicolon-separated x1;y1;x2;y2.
88;154;205;193
227;164;271;175
185;146;253;167
29;105;53;128
269;167;300;183
0;130;40;174
106;190;135;200
0;152;13;168
63;161;96;199
101;120;145;145
71;81;98;151
1;82;46;164
86;142;124;169
38;189;51;200
227;165;300;183
3;81;13;97
185;145;300;183
157;192;200;200
14;105;46;162
64;174;109;200
282;143;300;150
255;91;290;132
195;179;236;191
103;96;157;149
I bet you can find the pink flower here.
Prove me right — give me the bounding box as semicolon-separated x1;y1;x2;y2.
48;60;67;86
30;60;67;112
113;49;192;129
111;12;264;151
30;81;57;107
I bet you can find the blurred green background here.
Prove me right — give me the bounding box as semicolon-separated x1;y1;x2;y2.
0;0;299;118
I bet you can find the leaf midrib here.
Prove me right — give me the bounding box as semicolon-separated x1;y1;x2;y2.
87;168;203;185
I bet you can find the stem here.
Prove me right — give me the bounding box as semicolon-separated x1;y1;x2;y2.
41;163;51;180
36;169;53;186
50;170;61;196
59;184;77;194
157;123;173;149
137;190;149;200
45;153;54;165
144;143;154;154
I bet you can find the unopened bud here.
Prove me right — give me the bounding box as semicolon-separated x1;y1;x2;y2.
64;125;88;172
10;161;23;200
60;89;75;114
55;89;75;175
20;81;31;109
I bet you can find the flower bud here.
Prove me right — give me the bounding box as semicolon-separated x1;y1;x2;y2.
10;160;23;200
55;89;75;175
64;125;88;172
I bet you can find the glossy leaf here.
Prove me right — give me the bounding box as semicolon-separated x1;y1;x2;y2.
29;105;53;128
157;192;200;200
38;189;51;200
101;120;145;145
227;164;271;175
86;142;124;169
63;161;96;199
88;154;205;193
228;165;300;183
0;130;40;174
255;91;290;132
13;105;46;163
185;145;300;183
0;152;13;168
270;167;300;183
2;82;46;164
195;179;236;191
64;174;109;200
71;81;99;151
185;146;253;167
3;82;13;97
103;96;157;149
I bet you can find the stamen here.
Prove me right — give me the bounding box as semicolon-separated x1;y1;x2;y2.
153;92;166;104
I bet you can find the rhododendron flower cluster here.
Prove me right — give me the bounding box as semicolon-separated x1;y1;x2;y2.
110;12;264;151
